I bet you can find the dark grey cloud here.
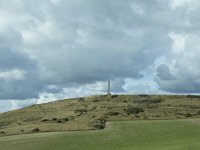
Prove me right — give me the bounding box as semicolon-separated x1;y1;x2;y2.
0;48;35;71
0;48;44;99
21;0;171;85
156;64;174;81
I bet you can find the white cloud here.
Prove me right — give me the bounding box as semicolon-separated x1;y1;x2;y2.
170;0;194;10
169;32;185;55
131;3;145;15
0;69;26;81
11;99;36;110
123;78;162;94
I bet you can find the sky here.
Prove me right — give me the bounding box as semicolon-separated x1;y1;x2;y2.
1;0;200;112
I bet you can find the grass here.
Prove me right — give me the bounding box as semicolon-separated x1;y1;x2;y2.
1;95;200;136
1;119;200;150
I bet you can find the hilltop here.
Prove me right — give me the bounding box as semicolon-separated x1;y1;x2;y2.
1;95;200;136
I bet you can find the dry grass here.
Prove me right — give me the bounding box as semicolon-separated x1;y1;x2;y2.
1;95;200;136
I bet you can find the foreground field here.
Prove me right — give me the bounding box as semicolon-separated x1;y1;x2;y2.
1;119;200;150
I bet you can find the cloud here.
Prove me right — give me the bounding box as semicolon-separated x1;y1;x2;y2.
0;48;43;99
155;32;200;93
156;64;174;81
0;69;26;81
17;0;171;85
11;99;36;110
0;100;13;113
1;0;200;112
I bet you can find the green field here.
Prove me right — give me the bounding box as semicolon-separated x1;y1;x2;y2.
1;119;200;150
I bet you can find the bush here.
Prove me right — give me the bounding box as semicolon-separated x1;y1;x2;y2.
79;98;85;102
111;95;118;98
75;109;87;113
138;94;148;97
135;115;140;118
32;128;40;132
94;124;105;130
63;118;68;121
41;118;49;122
93;99;99;102
186;95;200;98
140;98;163;104
106;111;120;116
56;120;63;123
90;118;107;130
21;129;24;132
52;118;57;121
196;111;200;115
185;113;192;117
0;131;5;134
125;107;144;115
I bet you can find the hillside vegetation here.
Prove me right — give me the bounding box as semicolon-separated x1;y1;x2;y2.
1;95;200;136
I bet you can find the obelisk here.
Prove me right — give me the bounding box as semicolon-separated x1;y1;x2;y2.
107;80;111;96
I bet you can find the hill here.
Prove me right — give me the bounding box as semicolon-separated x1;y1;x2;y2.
1;95;200;136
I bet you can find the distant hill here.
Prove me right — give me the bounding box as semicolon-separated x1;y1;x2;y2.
1;95;200;136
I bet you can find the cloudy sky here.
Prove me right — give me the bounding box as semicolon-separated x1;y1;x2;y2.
1;0;200;112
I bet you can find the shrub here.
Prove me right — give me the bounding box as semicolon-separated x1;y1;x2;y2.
41;118;49;122
52;118;57;121
21;129;24;132
94;124;105;130
63;118;68;121
185;113;192;117
32;128;40;132
125;107;144;115
138;94;148;97
140;98;163;104
106;111;120;116
90;118;107;130
93;99;99;102
56;120;63;123
111;95;118;98
186;95;200;98
135;115;140;118
75;109;88;113
79;98;84;102
196;111;200;115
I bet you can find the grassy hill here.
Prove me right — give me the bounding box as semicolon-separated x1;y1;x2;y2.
1;119;200;150
1;95;200;136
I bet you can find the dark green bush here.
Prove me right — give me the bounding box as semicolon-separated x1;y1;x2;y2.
186;95;200;98
75;109;87;113
106;111;120;116
125;107;144;115
32;128;40;132
185;113;192;117
52;118;57;121
41;118;49;122
90;118;107;130
111;95;118;98
56;120;63;123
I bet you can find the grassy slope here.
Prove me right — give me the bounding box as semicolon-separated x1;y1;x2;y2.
1;119;200;150
1;95;200;136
